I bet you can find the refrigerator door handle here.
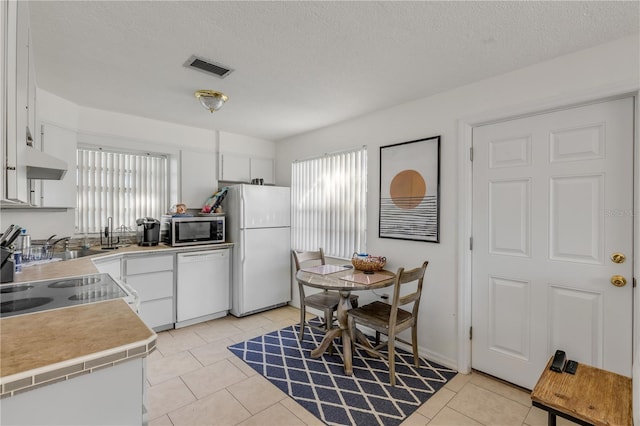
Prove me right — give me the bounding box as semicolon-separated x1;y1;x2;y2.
240;191;245;229
241;230;246;266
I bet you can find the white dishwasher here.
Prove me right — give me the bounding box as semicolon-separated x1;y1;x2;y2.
176;249;230;328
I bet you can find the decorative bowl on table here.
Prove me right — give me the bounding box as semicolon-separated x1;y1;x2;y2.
351;253;386;274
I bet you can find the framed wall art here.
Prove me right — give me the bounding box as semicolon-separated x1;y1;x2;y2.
379;136;440;243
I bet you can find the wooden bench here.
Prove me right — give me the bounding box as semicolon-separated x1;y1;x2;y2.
531;358;631;426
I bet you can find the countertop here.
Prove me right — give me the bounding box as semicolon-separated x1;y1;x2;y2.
11;242;234;283
0;299;156;397
0;242;233;398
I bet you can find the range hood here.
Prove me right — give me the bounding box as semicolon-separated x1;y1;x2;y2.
25;145;68;180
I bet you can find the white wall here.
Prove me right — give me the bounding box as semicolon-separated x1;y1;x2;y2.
2;91;277;239
276;35;640;368
219;131;275;158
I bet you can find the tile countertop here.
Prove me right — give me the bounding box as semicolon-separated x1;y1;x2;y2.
0;242;233;398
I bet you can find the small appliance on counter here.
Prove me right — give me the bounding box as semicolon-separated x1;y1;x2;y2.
0;225;22;283
1;247;15;283
136;217;160;246
160;214;225;247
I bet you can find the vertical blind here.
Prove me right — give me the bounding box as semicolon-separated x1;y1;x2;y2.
291;147;367;259
76;148;168;234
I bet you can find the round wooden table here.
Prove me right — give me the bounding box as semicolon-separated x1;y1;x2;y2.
295;267;395;375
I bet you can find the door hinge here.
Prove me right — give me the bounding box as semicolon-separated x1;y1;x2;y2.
634;277;637;288
470;147;473;161
469;327;473;340
469;237;473;250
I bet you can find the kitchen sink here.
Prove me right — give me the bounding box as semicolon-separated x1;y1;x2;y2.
52;249;105;261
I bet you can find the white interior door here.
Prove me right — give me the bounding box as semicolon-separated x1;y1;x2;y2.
471;97;634;389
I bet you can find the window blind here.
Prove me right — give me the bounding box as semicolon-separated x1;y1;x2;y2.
291;147;367;259
76;148;168;234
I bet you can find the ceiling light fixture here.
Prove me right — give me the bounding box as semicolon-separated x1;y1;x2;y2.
195;90;228;113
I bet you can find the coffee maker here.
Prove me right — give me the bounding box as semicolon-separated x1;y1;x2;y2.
136;217;160;246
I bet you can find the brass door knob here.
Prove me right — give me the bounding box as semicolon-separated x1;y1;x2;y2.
611;275;627;287
611;253;626;264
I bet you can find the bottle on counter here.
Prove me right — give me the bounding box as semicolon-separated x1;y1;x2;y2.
17;229;30;262
14;251;22;273
82;234;91;249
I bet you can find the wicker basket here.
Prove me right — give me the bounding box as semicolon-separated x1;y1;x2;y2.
351;253;386;272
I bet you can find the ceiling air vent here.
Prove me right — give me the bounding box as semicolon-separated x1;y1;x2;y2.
184;55;233;79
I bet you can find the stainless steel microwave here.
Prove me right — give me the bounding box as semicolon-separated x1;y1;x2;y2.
161;215;225;246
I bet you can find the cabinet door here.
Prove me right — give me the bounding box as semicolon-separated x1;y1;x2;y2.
180;149;216;209
93;257;121;280
40;123;77;207
218;153;250;182
250;158;274;184
3;1;28;203
139;299;174;330
27;30;36;138
126;271;174;302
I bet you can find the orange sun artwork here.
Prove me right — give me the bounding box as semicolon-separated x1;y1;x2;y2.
389;169;426;209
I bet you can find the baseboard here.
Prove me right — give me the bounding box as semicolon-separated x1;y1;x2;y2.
354;326;459;371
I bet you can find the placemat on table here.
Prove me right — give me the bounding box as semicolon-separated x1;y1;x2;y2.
301;264;349;275
339;272;391;285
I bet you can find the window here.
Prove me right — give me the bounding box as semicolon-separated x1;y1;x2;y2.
76;148;168;234
291;147;367;259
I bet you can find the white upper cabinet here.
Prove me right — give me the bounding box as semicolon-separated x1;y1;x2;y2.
218;153;274;184
180;149;216;209
39;123;77;208
218;153;250;182
1;1;30;203
250;158;274;184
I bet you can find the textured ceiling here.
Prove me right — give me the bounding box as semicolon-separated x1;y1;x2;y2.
28;1;639;141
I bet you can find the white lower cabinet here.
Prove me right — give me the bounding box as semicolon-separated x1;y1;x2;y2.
124;253;175;331
92;246;232;331
1;358;144;426
92;256;121;280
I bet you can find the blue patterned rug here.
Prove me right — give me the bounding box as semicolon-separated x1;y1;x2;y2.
228;319;457;425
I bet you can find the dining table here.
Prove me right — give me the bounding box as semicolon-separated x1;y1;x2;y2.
295;265;396;375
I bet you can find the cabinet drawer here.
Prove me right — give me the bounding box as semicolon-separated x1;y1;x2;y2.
125;254;174;275
125;271;174;301
139;298;174;330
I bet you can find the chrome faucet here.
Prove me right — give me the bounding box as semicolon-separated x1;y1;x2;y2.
48;236;71;252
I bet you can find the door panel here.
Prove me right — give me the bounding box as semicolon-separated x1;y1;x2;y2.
548;285;602;367
549;175;603;263
489;276;530;360
472;97;633;389
489;179;531;256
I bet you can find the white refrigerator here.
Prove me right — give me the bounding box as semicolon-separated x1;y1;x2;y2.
225;184;291;317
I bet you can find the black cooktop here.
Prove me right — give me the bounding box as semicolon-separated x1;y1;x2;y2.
0;273;129;318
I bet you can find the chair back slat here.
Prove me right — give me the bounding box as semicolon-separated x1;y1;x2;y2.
292;248;325;271
390;261;428;323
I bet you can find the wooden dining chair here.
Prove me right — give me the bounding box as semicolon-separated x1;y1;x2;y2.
292;248;358;342
347;261;428;386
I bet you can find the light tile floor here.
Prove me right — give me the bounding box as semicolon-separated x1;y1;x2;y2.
147;306;577;426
